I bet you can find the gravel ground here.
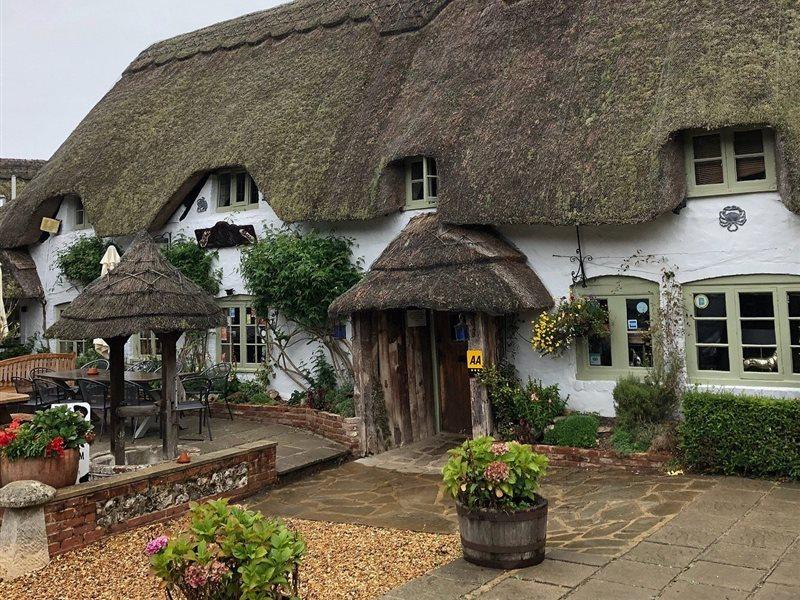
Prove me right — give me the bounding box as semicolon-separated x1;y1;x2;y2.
0;517;459;600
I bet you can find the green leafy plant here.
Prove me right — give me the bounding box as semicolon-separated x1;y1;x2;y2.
76;347;104;368
442;436;548;511
543;414;599;448
225;379;275;406
0;406;93;461
479;363;567;443
679;391;800;479
610;427;651;455
531;296;609;357
149;499;305;600
56;236;117;286
161;235;222;295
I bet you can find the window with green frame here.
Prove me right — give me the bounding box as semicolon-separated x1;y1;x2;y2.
684;127;777;198
685;275;800;385
575;277;659;381
54;303;90;355
404;157;438;210
216;297;269;370
214;170;259;212
132;331;161;358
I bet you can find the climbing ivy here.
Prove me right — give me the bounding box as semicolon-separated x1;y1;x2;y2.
160;235;221;295
56;236;116;287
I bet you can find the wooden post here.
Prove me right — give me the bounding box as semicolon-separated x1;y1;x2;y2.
352;313;375;455
159;331;180;459
467;313;496;438
108;336;129;465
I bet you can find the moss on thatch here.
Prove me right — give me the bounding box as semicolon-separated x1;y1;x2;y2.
0;249;43;299
329;214;553;315
1;0;799;247
45;232;226;340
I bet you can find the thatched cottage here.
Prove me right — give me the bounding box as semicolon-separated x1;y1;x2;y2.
1;0;799;452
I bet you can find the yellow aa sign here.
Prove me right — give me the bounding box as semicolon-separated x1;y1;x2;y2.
467;349;484;370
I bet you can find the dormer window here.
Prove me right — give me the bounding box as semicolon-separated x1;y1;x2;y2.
685;127;777;198
215;170;259;211
405;157;438;210
74;198;87;229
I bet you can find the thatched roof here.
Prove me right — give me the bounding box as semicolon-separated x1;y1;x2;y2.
0;250;44;299
329;214;553;315
0;158;46;201
2;0;799;247
46;232;226;340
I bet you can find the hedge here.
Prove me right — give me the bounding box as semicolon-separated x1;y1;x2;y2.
543;414;599;449
679;391;800;479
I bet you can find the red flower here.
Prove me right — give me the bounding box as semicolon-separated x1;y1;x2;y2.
0;431;13;447
7;420;21;431
46;436;66;458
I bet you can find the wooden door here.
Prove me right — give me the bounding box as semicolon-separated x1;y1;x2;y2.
434;311;472;434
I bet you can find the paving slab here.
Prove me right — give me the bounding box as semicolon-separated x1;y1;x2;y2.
515;558;598;587
659;580;748;600
563;578;657;600
700;542;783;570
429;559;498;586
622;541;701;568
766;559;800;587
751;582;800;600
382;574;475;600
719;524;797;550
593;558;679;590
480;577;568;600
677;560;765;592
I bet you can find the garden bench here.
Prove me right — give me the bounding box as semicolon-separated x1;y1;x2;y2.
0;353;76;392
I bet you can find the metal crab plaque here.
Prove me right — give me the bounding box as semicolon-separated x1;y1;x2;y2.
719;206;747;232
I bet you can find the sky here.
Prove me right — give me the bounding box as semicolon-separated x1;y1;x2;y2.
0;0;283;160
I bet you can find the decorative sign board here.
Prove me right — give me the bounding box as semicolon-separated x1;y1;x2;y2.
467;349;484;372
40;217;61;234
406;309;427;328
195;221;257;249
694;294;710;310
589;353;602;366
53;402;91;483
627;319;639;331
636;301;649;314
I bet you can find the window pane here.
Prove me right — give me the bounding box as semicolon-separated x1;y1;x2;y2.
218;173;231;206
249;177;259;204
427;157;437;176
694;293;726;317
410;160;424;180
625;298;650;331
790;320;800;346
693;134;722;159
698;346;730;371
742;347;778;372
696;320;728;344
427;176;438;198
793;348;800;374
694;160;724;185
236;173;246;204
733;129;764;155
587;299;611;367
736;156;766;181
411;181;424;201
627;334;652;367
789;292;800;317
740;320;776;345
739;292;774;318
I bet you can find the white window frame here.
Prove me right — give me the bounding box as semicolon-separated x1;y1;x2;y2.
216;296;269;371
404;157;438;210
74;198;88;230
54;303;90;355
214;170;260;212
684;127;777;198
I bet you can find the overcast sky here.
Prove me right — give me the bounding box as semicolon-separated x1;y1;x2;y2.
0;0;283;160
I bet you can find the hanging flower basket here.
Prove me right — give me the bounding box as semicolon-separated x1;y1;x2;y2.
532;296;609;357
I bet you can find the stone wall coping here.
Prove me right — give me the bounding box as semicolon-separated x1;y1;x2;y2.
53;439;277;501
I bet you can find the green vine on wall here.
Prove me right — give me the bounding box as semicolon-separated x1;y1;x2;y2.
160;235;222;295
56;236;118;287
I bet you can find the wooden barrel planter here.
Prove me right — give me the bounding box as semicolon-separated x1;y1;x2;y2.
0;448;80;489
456;494;548;569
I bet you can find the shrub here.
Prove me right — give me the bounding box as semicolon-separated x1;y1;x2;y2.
442;436;548;510
0;406;94;461
160;235;221;295
611;427;652;455
76;347;104;368
479;363;567;443
531;297;609;357
543;414;599;448
148;499;305;600
56;236;117;286
679;391;800;479
613;376;671;431
225;379;274;406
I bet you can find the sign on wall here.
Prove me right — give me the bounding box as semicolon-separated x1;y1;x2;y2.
194;221;257;249
467;349;484;372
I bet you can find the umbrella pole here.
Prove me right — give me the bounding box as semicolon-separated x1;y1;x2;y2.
109;336;129;465
160;331;180;459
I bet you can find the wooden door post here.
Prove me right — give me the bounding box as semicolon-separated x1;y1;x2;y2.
108;336;129;465
159;331;180;459
467;313;496;438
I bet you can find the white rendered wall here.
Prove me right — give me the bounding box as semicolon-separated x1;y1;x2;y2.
22;186;800;413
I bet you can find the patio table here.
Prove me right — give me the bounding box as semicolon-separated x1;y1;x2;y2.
0;390;31;423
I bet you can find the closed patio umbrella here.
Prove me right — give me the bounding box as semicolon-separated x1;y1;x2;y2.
93;245;122;359
0;264;8;342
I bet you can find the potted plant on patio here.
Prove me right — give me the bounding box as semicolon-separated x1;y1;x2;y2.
0;405;94;488
443;436;549;569
148;499;305;600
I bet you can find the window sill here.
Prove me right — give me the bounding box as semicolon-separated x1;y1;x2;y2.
685;184;778;199
216;203;260;214
575;366;652;382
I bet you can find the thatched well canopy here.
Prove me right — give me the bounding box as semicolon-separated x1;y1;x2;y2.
0;250;43;300
330;214;553;316
46;231;226;340
1;0;799;248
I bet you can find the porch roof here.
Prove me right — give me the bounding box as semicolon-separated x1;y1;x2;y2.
329;214;553;316
0;249;43;300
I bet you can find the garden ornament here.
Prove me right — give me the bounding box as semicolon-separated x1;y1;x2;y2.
0;480;56;579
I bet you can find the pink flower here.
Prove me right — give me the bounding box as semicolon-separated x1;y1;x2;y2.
184;564;208;589
207;560;230;583
484;460;510;483
144;535;169;556
530;391;539;403
490;442;509;456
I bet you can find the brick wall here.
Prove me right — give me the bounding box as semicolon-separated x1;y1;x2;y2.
214;403;364;455
38;440;276;556
532;444;673;471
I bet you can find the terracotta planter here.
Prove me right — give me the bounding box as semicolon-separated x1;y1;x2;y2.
0;448;80;489
456;495;548;569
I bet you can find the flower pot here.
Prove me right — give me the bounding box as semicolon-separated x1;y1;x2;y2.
0;448;80;489
456;495;548;569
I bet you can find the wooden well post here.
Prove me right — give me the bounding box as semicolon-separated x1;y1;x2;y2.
108;335;130;465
